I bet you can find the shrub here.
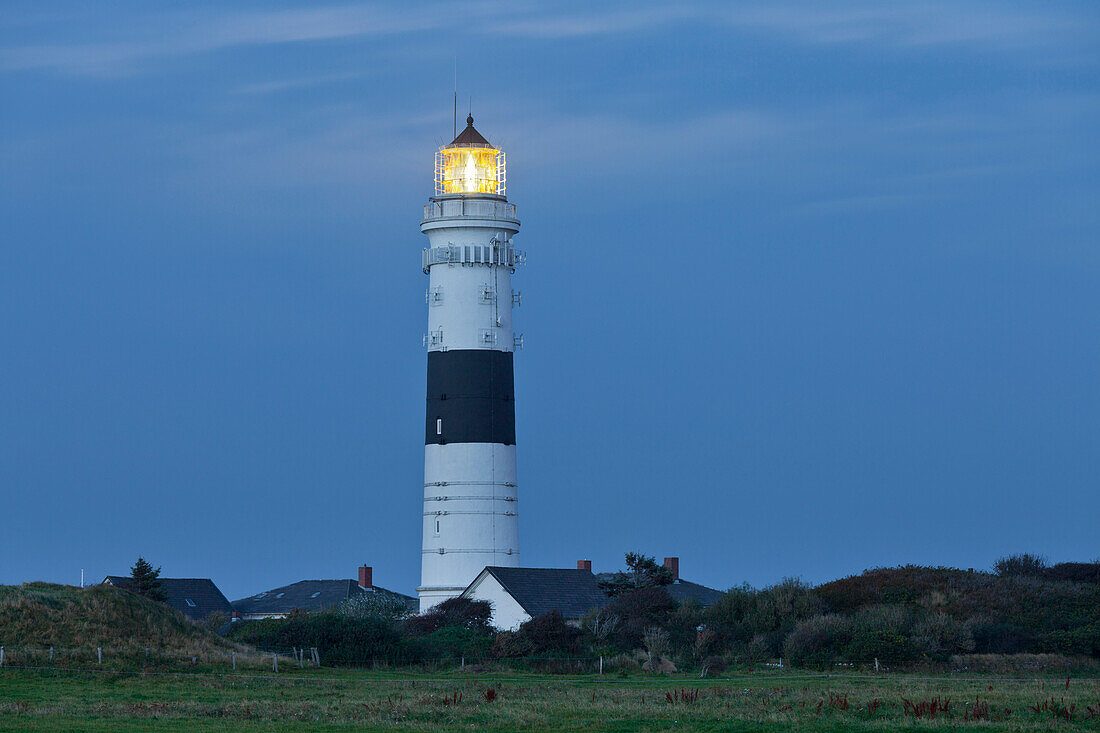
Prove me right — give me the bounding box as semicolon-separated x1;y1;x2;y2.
1045;562;1100;585
911;612;975;660
605;587;677;651
782;614;853;666
968;619;1031;655
403;597;491;636
845;630;915;662
994;553;1048;577
518;611;583;655
226;611;404;665
340;593;410;623
704;578;822;655
490;629;531;658
643;626;670;663
412;625;492;661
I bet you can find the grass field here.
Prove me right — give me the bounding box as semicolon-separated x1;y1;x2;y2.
2;666;1099;732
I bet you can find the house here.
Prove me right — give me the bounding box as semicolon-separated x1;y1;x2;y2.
460;566;610;630
460;557;725;630
102;576;233;622
232;565;416;620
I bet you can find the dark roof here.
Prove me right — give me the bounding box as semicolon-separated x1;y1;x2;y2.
665;579;726;607
231;580;417;616
102;576;233;621
480;567;610;620
593;573;725;608
445;114;493;149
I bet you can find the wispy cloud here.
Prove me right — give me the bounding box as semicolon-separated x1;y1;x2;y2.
0;3;483;76
231;71;370;96
2;1;1093;77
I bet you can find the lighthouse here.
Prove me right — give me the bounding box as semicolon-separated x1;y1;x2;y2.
418;115;523;611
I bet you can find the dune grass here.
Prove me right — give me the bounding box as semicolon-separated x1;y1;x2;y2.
0;583;236;655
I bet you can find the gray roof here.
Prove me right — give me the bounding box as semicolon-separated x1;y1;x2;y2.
103;576;233;621
594;574;725;608
231;580;416;616
479;567;610;620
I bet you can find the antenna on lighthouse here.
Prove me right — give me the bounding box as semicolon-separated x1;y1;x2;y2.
453;58;457;139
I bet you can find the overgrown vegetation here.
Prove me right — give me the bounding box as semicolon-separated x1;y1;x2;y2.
223;553;1100;672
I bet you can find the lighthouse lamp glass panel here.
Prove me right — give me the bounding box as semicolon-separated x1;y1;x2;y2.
435;148;505;196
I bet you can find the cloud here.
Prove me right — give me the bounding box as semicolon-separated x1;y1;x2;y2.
0;3;483;76
1;1;1094;77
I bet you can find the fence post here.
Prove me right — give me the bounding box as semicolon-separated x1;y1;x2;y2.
778;657;783;668
97;647;102;665
1;646;4;667
874;657;879;672
273;654;278;672
298;648;304;669
599;655;603;675
231;652;236;670
315;648;321;667
461;656;464;669
312;647;318;667
49;647;54;664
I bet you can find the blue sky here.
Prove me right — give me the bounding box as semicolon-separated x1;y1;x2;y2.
1;1;1097;600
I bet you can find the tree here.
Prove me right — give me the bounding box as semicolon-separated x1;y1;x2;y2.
598;552;674;597
129;556;166;602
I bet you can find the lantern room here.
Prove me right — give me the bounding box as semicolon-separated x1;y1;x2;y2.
435;115;506;197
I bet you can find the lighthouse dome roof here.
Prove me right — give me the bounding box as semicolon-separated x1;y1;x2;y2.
444;115;494;149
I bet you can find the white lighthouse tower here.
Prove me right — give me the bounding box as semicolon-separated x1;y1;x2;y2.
418;115;523;611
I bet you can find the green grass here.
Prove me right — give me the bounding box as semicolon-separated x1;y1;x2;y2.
2;667;1098;731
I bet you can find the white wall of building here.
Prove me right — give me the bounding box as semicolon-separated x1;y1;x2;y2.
461;570;531;630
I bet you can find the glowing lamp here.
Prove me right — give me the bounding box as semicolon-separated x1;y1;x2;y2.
435;115;506;196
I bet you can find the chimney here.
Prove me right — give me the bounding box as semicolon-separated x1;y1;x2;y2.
663;557;679;581
358;565;372;589
577;559;592;572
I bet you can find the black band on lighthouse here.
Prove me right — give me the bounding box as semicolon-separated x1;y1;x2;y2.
426;350;515;445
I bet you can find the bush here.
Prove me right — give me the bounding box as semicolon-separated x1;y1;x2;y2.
994;553;1048;577
412;625;493;661
403;597;491;636
605;587;677;651
518;611;583;656
783;614;853;666
845;630;915;662
1045;562;1100;585
911;612;975;660
340;593;410;622
704;578;822;656
226;611;405;665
